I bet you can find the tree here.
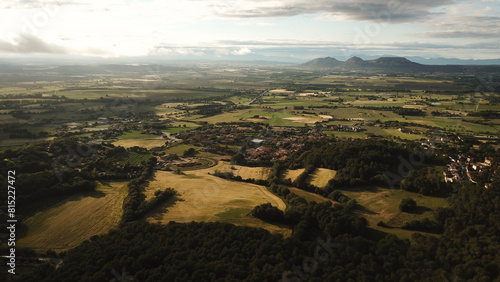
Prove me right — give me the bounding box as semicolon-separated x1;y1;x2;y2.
183;148;197;157
231;153;246;165
399;198;417;212
251;203;284;222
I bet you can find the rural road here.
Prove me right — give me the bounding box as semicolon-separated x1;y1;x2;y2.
245;90;268;106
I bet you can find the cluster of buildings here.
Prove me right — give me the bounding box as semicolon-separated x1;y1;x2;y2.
329;124;363;132
444;155;496;187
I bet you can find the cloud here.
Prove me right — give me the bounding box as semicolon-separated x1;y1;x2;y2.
0;33;113;56
236;21;274;26
147;39;500;61
209;0;455;23
0;0;76;9
416;31;498;38
0;33;71;54
416;10;500;39
232;47;253;55
148;47;206;56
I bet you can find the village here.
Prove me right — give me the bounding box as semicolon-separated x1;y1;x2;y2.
45;110;496;189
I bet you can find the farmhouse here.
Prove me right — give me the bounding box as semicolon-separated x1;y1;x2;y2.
251;138;265;146
97;117;109;124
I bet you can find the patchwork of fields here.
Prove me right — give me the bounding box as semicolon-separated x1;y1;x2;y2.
4;69;498;256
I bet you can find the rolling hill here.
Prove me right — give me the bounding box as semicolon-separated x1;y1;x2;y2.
300;56;500;73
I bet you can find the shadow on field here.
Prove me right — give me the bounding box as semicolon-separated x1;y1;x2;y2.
20;190;107;219
356;205;377;215
409;206;433;215
337;185;379;193
17;190;107;240
147;195;183;220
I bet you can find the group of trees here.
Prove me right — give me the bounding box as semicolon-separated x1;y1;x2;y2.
251;203;284;222
400;166;451;196
2;127;47;139
392;107;425;116
3;134;499;281
11;181;497;282
0;142;98;208
399;198;417;212
211;170;268;186
285;139;411;187
121;157;177;224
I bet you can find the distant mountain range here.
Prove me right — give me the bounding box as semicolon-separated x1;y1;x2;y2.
301;56;500;72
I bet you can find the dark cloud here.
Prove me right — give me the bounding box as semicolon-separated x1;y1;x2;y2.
210;0;455;23
417;31;498;38
417;14;500;39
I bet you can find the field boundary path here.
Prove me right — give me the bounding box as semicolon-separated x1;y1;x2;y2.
245;90;268;105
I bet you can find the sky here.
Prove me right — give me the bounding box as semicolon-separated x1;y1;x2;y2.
0;0;499;61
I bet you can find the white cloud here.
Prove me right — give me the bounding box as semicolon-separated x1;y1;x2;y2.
0;33;112;56
0;0;498;59
232;47;253;55
149;47;206;56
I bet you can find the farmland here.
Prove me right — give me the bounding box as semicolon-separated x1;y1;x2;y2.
17;181;129;252
308;168;337;188
208;161;271;180
113;139;167;149
1;62;498;280
144;171;289;235
282;168;305;183
338;186;449;239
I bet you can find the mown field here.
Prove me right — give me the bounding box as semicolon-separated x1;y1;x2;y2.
282;168;305;183
282;168;337;187
144;170;290;236
209;161;271;180
18;181;129;252
113;139;166;149
308;168;337;188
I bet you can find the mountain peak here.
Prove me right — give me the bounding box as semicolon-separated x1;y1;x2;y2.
374;57;414;66
301;57;342;68
344;56;366;67
346;56;364;63
301;56;428;72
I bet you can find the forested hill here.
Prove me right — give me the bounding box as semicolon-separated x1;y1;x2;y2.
301;56;500;73
7;181;499;281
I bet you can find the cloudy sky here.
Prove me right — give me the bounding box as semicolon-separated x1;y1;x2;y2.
0;0;499;60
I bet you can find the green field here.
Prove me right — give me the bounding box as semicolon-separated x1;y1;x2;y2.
115;151;153;165
118;130;160;139
288;187;335;204
338;186;448;239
